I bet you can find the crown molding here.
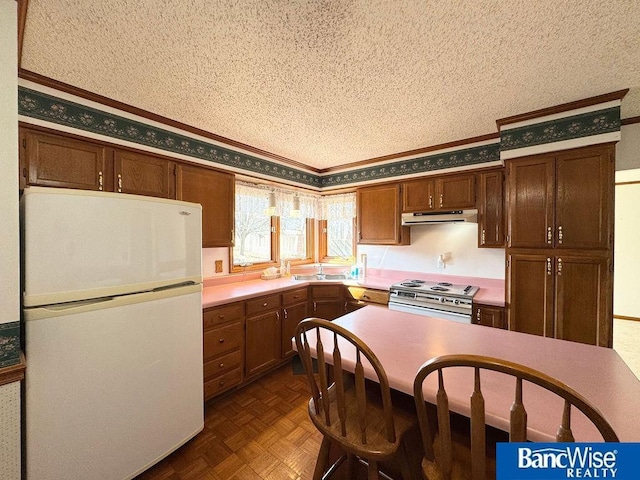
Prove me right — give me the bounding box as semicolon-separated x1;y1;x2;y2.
18;69;320;173
319;132;499;174
496;89;629;129
622;116;640;126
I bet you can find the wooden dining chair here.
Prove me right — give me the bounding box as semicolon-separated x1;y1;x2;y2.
413;354;619;480
295;318;422;480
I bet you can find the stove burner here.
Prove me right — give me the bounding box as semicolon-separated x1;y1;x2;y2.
407;279;425;284
400;282;423;288
437;282;453;287
430;286;450;292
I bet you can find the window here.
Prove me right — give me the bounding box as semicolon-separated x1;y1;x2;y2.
231;182;317;272
319;193;356;262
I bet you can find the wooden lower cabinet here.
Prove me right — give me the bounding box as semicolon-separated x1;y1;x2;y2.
202;302;244;401
245;294;282;378
507;251;612;347
281;288;308;358
472;303;506;329
309;285;345;320
343;285;389;311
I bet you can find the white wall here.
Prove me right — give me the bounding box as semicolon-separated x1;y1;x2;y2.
614;168;640;318
0;2;21;478
616;123;640;171
0;0;19;327
358;223;505;279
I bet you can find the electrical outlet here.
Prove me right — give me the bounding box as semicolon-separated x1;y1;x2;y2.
215;260;223;273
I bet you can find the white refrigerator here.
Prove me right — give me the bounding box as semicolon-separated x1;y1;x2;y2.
22;187;204;480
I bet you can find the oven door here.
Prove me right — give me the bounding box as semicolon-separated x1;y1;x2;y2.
388;301;472;323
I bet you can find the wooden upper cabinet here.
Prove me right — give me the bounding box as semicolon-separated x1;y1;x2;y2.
176;163;235;248
555;146;613;250
477;169;505;247
23;129;110;191
402;173;476;212
113;150;175;199
506;155;555;248
402;178;435;212
357;183;409;245
506;145;614;250
435;173;476;210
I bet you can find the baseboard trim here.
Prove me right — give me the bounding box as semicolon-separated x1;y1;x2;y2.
614;315;640;322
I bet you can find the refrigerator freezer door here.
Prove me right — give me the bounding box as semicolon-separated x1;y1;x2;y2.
22;187;202;307
25;286;204;480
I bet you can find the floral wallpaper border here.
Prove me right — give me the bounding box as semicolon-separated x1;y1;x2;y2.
18;87;322;187
0;322;20;368
18;86;500;187
500;106;621;151
18;86;620;188
320;143;500;187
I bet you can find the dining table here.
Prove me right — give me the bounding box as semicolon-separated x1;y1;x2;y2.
297;305;640;442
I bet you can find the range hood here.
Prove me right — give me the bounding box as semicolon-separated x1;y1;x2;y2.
401;210;478;225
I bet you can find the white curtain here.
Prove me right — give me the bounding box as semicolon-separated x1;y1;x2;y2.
319;192;356;220
236;181;319;218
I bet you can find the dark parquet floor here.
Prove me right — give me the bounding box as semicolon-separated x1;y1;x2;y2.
135;361;369;480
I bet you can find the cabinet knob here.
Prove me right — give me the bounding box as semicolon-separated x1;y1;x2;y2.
219;380;225;386
219;363;224;368
547;226;552;244
294;295;299;299
547;257;552;276
283;308;288;319
218;314;225;319
439;193;444;208
481;229;486;245
263;302;268;307
429;195;433;209
98;171;103;191
558;225;563;244
117;173;122;193
219;338;225;343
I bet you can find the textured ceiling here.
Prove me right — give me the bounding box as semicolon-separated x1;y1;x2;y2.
21;0;640;170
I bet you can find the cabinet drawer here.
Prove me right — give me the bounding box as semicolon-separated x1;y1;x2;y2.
203;322;242;360
203;302;243;328
310;285;342;299
344;286;389;305
204;350;241;380
204;368;242;399
245;294;282;316
283;288;308;306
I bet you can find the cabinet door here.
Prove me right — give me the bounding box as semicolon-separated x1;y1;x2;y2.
478;170;505;247
245;311;281;377
436;173;476;210
357;183;409;245
506;156;555;248
281;301;308;358
555;255;612;347
555;145;613;250
113;150;174;198
310;300;344;321
507;253;554;338
402;178;434;212
472;303;506;329
176;164;235;247
24;129;110;191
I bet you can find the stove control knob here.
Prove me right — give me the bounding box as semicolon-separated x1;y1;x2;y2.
439;297;446;303
454;299;460;305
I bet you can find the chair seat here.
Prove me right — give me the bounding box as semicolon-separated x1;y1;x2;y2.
309;382;418;461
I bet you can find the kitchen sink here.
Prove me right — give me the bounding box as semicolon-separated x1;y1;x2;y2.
293;273;351;281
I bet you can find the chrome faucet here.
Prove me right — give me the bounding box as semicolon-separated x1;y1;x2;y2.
317;263;324;275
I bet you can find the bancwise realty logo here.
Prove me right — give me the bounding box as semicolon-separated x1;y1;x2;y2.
497;443;640;479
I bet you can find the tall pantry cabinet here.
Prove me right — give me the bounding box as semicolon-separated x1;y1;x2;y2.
505;144;615;347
